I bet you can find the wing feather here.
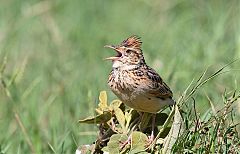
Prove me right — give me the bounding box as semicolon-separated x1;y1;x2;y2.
143;66;173;99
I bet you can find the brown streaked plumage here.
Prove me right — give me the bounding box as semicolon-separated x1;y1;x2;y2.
105;35;174;113
105;35;175;144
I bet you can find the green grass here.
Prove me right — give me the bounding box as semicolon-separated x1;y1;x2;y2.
0;0;240;153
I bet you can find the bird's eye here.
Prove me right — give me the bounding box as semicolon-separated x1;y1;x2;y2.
126;50;131;54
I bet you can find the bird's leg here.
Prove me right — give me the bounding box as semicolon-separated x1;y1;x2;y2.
148;114;156;143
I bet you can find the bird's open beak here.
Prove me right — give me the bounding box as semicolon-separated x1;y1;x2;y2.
104;45;122;60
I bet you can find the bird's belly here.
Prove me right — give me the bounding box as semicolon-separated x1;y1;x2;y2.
123;95;174;113
109;81;173;113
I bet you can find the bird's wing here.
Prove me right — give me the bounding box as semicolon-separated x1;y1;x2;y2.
141;67;173;99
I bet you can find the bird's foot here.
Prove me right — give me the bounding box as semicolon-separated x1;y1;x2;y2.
120;135;131;150
147;133;155;145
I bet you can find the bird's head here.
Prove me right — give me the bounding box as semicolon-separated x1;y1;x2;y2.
105;35;145;69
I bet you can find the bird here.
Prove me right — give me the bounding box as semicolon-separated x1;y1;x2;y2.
104;35;175;143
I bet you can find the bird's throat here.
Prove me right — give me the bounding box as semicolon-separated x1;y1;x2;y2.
112;61;139;70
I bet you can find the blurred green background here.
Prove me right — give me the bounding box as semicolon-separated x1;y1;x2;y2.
0;0;240;153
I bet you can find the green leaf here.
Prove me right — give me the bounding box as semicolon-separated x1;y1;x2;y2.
78;111;112;124
113;107;126;131
110;99;122;108
125;110;132;129
130;131;148;153
98;91;108;110
103;134;128;153
101;147;108;153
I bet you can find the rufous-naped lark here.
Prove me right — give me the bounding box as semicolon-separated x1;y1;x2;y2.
105;35;175;141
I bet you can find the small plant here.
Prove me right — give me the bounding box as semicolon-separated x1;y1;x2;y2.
78;91;182;154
